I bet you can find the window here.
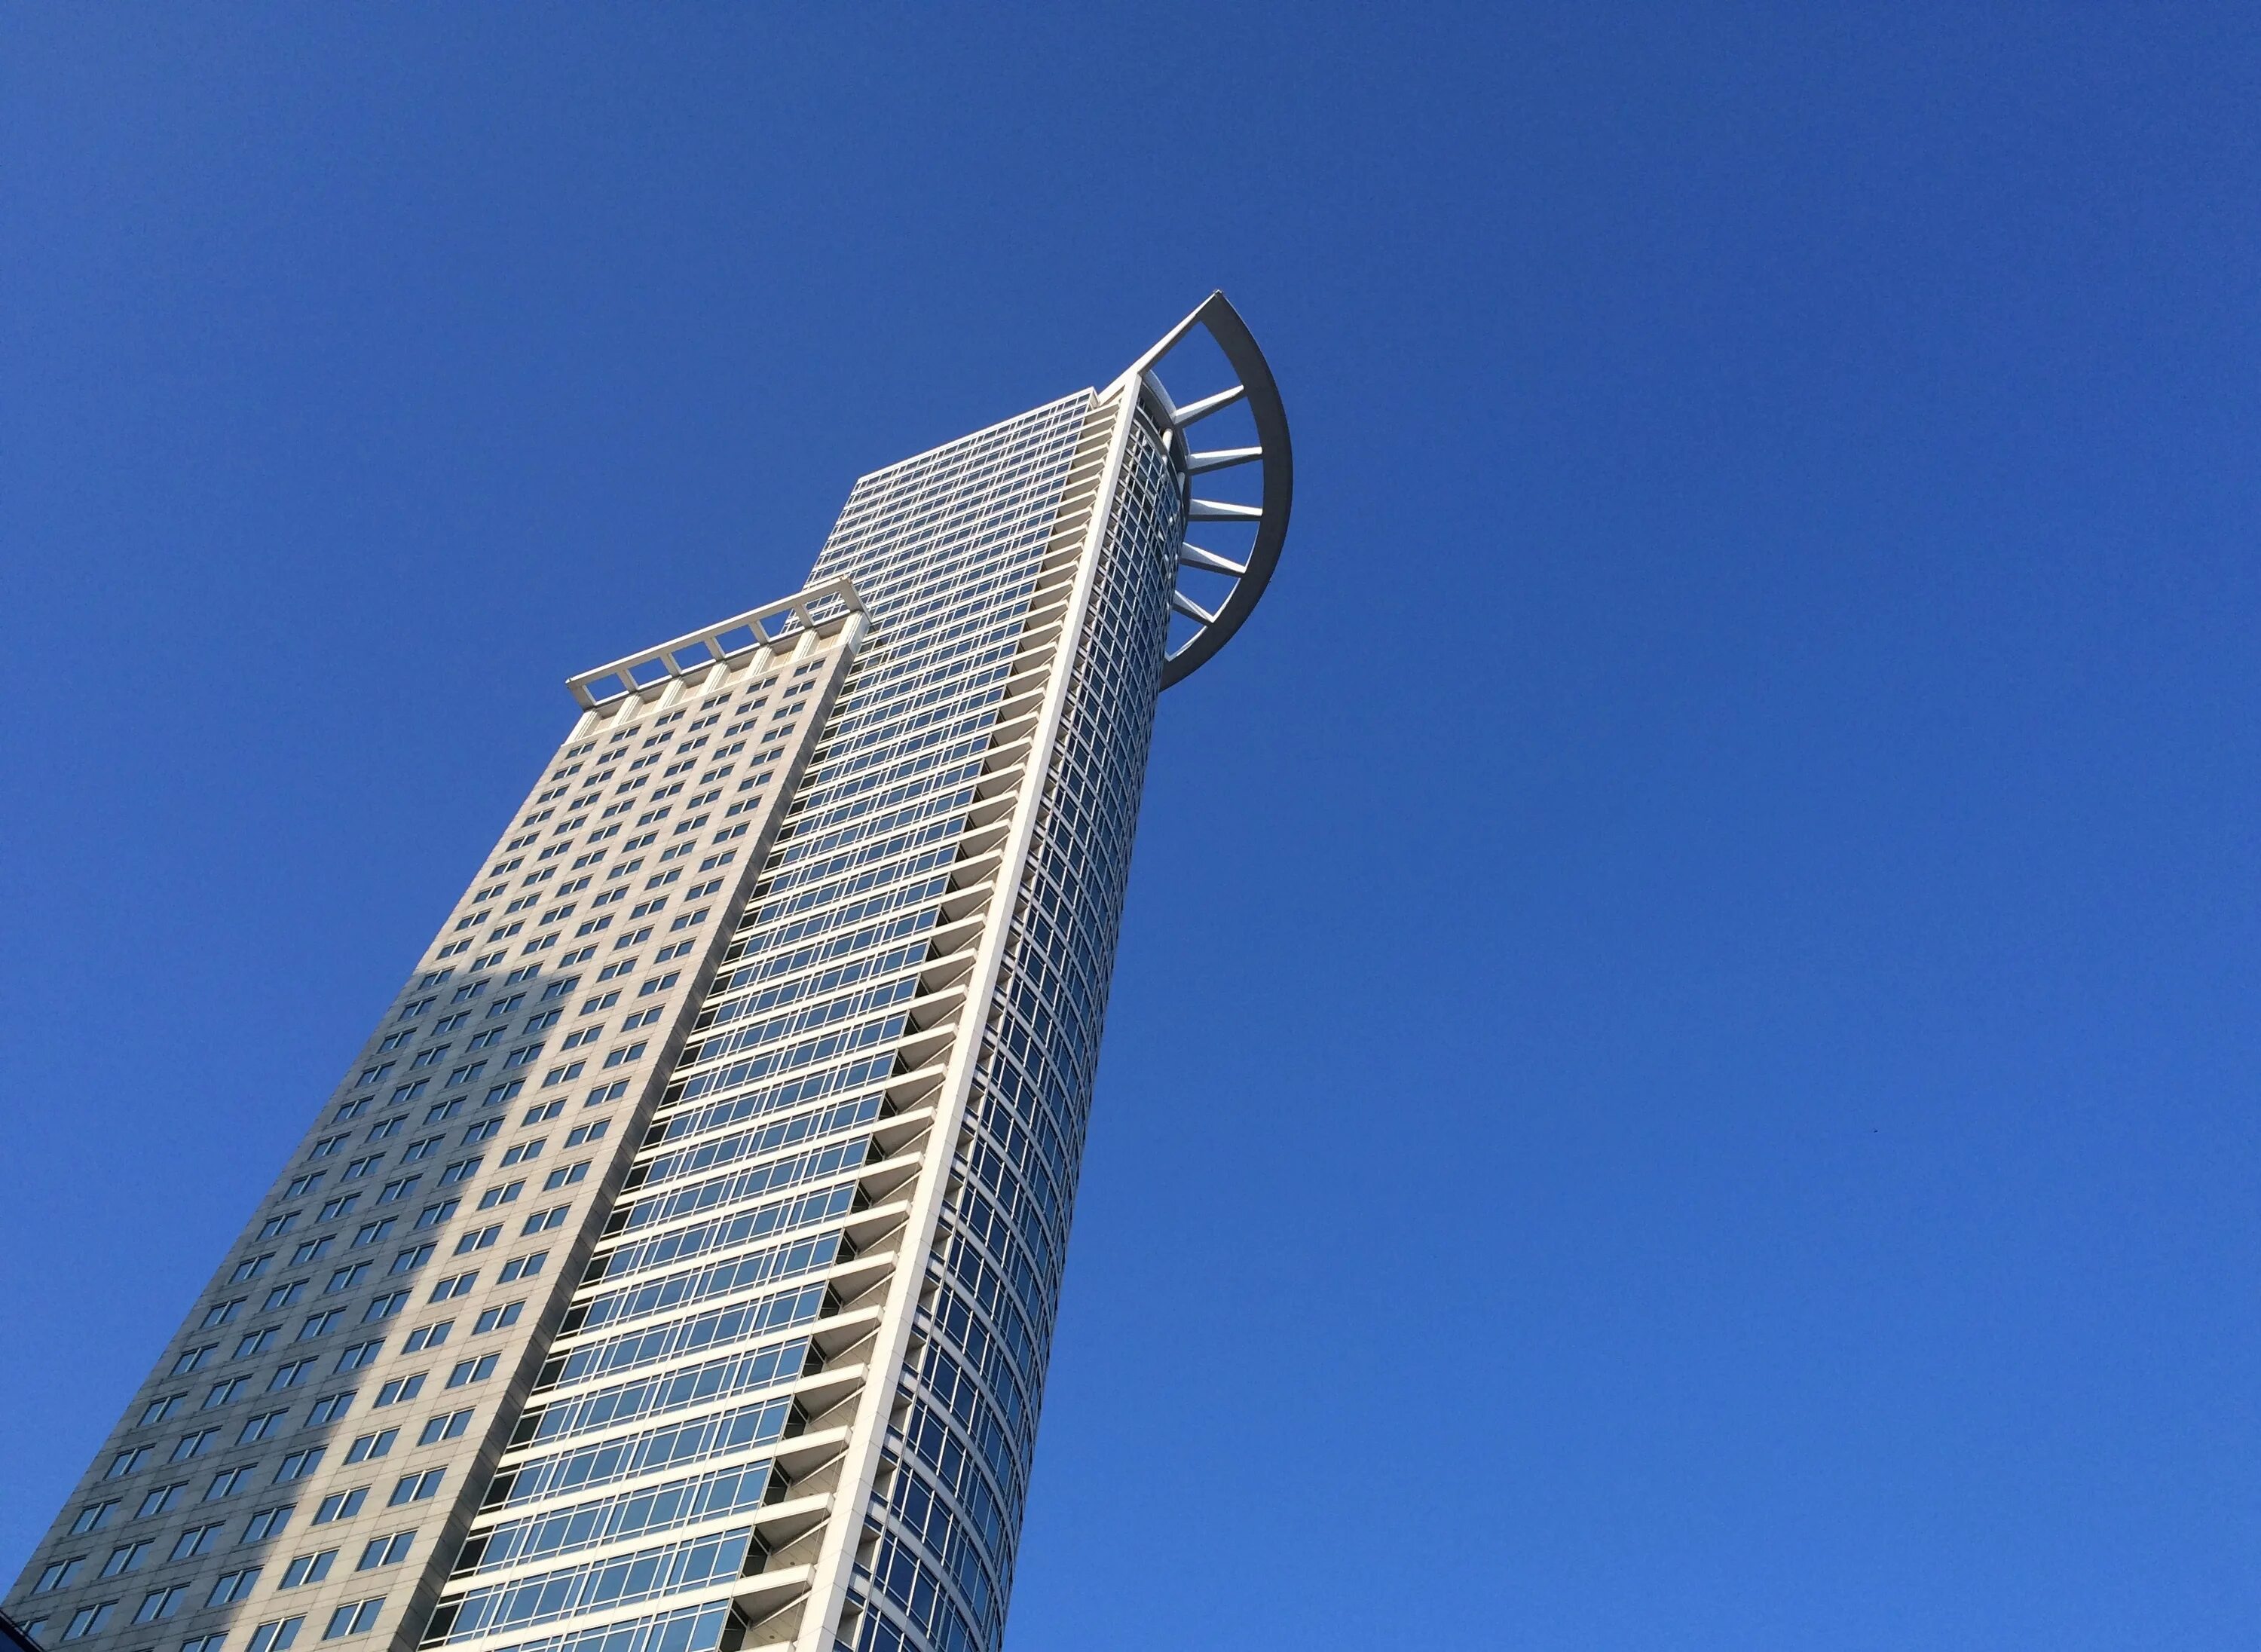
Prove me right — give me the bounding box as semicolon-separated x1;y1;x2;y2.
325;1263;371;1295
444;1354;497;1389
476;1180;523;1210
262;1280;307;1311
400;1322;451;1354
340;1155;382;1182
621;1007;662;1031
431;1011;470;1034
564;1120;607;1148
169;1429;219;1462
170;1522;225;1561
174;1345;218;1375
308;1134;348;1161
389;1244;435;1275
298;1309;344;1341
471;1302;522;1335
234;1327;279;1360
99;1540;149;1577
33;1559;83;1593
205;1465;257;1500
362;1292;409;1323
541;1161;589;1191
290;1237;335;1266
520;1205;570;1235
537;976;578;1002
259;1213;302;1241
365;1115;405;1143
558;1026;600;1051
268;1358;318;1390
139;1393;185;1427
374;1176;420;1205
335;1097;372;1123
635;971;678;997
496;1252;546;1284
482;1081;525;1109
278;1550;336;1589
203;1299;247;1329
499;1140;543;1167
133;1584;189;1623
133;1483;185;1519
356;1532;413;1571
451;981;488;1005
341;1429;396;1465
274;1450;324;1484
70;1501;120;1534
350;1219;396;1249
412;1198;460;1231
415;1409;473;1446
399;1135;444;1164
374;1374;425;1407
284;1174;326;1199
207;1567;262;1606
539;1060;583;1089
243;1504;295;1543
387;1470;442;1506
203;1376;249;1409
313;1488;368;1525
601;1042;646;1069
335;1339;384;1373
453;1224;500;1255
436;1157;482;1188
108;1446;153;1478
398;997;434;1020
428;1271;478;1302
63;1603;116;1640
462;1118;501;1146
424;1097;466;1126
237;1409;289;1444
307;1390;356;1426
246;1617;305;1652
317;1195;359;1222
323;1599;384;1640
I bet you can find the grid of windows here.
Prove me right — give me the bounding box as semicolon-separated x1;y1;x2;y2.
837;399;1183;1652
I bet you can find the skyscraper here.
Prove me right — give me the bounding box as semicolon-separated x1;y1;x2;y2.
7;294;1290;1652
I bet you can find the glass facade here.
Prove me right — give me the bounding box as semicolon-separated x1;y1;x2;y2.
9;298;1287;1652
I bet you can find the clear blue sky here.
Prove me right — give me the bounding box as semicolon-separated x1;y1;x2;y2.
5;7;2257;1647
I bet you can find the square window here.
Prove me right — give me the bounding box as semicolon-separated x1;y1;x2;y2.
278;1550;336;1589
246;1617;304;1652
312;1488;367;1525
321;1600;384;1641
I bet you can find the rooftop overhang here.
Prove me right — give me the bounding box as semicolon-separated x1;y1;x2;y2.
1120;292;1293;690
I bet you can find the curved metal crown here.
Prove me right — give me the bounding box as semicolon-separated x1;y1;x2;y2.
1124;292;1293;689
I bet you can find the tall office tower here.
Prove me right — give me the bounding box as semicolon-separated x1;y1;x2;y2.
8;295;1290;1652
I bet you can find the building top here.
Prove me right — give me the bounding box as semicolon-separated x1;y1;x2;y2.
565;574;867;708
1121;290;1294;688
568;292;1290;708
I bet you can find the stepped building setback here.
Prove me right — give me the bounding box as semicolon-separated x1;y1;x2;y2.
8;295;1292;1652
